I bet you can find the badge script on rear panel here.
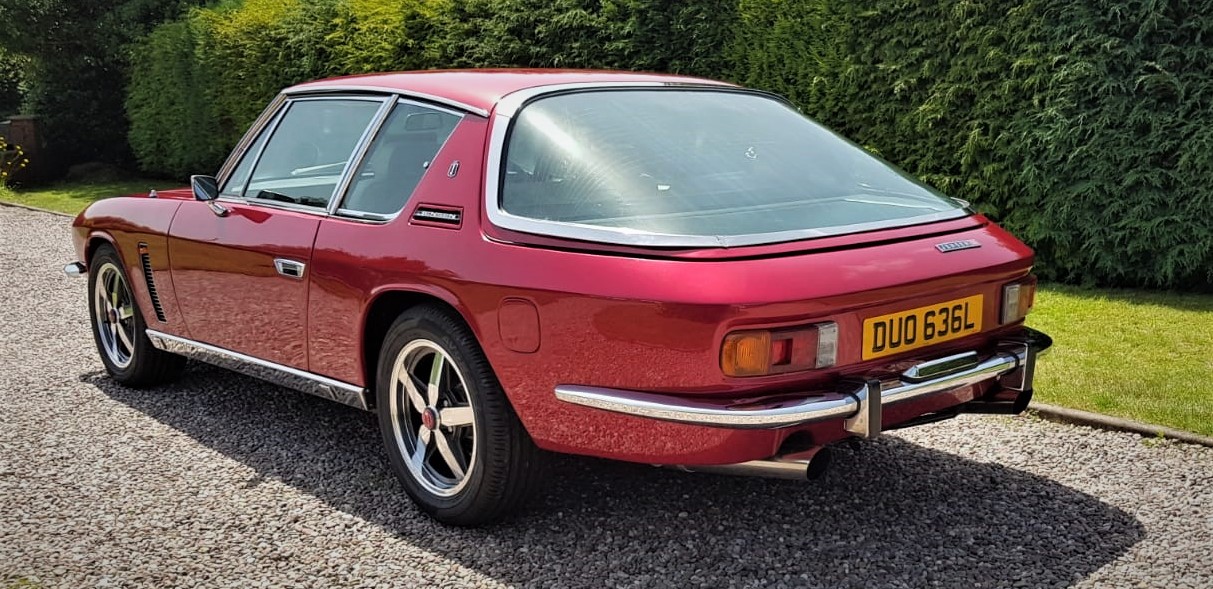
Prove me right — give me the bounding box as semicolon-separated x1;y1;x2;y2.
934;239;981;253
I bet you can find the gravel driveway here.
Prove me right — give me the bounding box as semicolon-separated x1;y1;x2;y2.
1;204;1210;588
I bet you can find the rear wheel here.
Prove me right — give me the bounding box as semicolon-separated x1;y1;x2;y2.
87;245;184;387
377;305;544;526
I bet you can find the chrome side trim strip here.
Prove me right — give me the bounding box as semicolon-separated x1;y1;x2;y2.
555;338;1049;431
145;330;370;410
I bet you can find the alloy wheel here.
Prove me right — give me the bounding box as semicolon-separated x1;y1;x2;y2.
388;339;478;497
93;262;136;369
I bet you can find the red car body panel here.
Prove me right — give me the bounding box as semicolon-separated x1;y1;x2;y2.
71;70;1045;466
72;197;187;333
167;201;320;369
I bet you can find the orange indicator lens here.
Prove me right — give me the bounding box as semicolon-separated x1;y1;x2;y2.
721;331;771;377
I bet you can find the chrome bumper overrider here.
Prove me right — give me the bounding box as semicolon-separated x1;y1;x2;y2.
64;262;87;277
555;327;1052;439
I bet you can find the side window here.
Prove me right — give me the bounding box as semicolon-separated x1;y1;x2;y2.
221;121;272;197
237;99;382;208
340;101;462;216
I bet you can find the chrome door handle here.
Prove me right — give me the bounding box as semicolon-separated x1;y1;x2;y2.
273;258;306;279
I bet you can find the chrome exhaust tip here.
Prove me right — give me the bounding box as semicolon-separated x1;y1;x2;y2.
670;446;832;481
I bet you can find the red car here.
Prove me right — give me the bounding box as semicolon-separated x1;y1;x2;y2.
67;70;1051;526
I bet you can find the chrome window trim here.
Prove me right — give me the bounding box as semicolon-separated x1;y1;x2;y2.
484;83;972;249
329;97;468;222
216;94;287;185
284;84;490;118
145;329;370;410
221;105;289;198
333;208;395;223
325;95;399;215
491;81;732;118
215;195;332;217
217;95;391;213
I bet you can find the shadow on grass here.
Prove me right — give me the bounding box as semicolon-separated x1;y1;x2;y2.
85;364;1143;588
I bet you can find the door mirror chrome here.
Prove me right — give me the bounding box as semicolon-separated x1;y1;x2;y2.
191;175;220;201
191;175;230;217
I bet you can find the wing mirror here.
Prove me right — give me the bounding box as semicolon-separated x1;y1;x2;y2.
191;175;220;201
190;175;230;217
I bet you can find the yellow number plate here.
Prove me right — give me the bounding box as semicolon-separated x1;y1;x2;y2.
862;295;984;360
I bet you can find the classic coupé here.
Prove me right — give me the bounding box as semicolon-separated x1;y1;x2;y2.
66;70;1051;525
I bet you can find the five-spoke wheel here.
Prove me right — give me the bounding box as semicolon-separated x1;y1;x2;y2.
86;245;184;386
389;339;478;496
377;305;544;526
92;262;137;369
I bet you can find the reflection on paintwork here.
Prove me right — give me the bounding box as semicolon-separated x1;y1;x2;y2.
168;201;320;369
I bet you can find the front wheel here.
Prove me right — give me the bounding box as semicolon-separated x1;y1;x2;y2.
87;245;184;387
376;306;544;526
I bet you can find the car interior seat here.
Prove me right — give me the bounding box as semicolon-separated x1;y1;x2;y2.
343;131;438;215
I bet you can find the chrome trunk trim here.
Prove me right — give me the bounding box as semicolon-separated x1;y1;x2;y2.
145;330;370;410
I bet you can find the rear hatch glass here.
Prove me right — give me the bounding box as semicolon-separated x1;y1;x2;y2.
499;89;966;246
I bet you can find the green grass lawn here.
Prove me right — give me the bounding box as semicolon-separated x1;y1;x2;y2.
1029;285;1213;437
1;180;1209;435
0;178;175;215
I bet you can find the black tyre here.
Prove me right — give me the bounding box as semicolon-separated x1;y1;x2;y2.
376;305;544;526
87;245;185;387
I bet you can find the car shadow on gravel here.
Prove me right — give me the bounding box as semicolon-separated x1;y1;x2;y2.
86;365;1144;588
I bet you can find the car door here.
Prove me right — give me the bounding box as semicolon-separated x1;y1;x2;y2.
306;99;467;383
168;95;389;370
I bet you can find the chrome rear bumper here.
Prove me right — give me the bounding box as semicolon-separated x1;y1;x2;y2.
555;327;1052;438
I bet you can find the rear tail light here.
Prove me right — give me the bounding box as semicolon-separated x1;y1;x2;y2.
721;322;837;377
1001;276;1037;324
721;331;771;377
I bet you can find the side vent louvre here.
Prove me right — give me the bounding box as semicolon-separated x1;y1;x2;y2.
137;243;167;323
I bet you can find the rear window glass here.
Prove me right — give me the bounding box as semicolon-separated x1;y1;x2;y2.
500;90;963;238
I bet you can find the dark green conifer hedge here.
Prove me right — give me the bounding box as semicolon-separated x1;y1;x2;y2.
124;0;1213;289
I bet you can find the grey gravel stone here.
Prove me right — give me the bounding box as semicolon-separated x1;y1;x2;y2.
1;204;1211;588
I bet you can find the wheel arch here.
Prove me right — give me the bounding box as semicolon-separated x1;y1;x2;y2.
85;231;119;266
361;288;484;407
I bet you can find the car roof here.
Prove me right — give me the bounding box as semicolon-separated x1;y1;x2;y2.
283;69;734;116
